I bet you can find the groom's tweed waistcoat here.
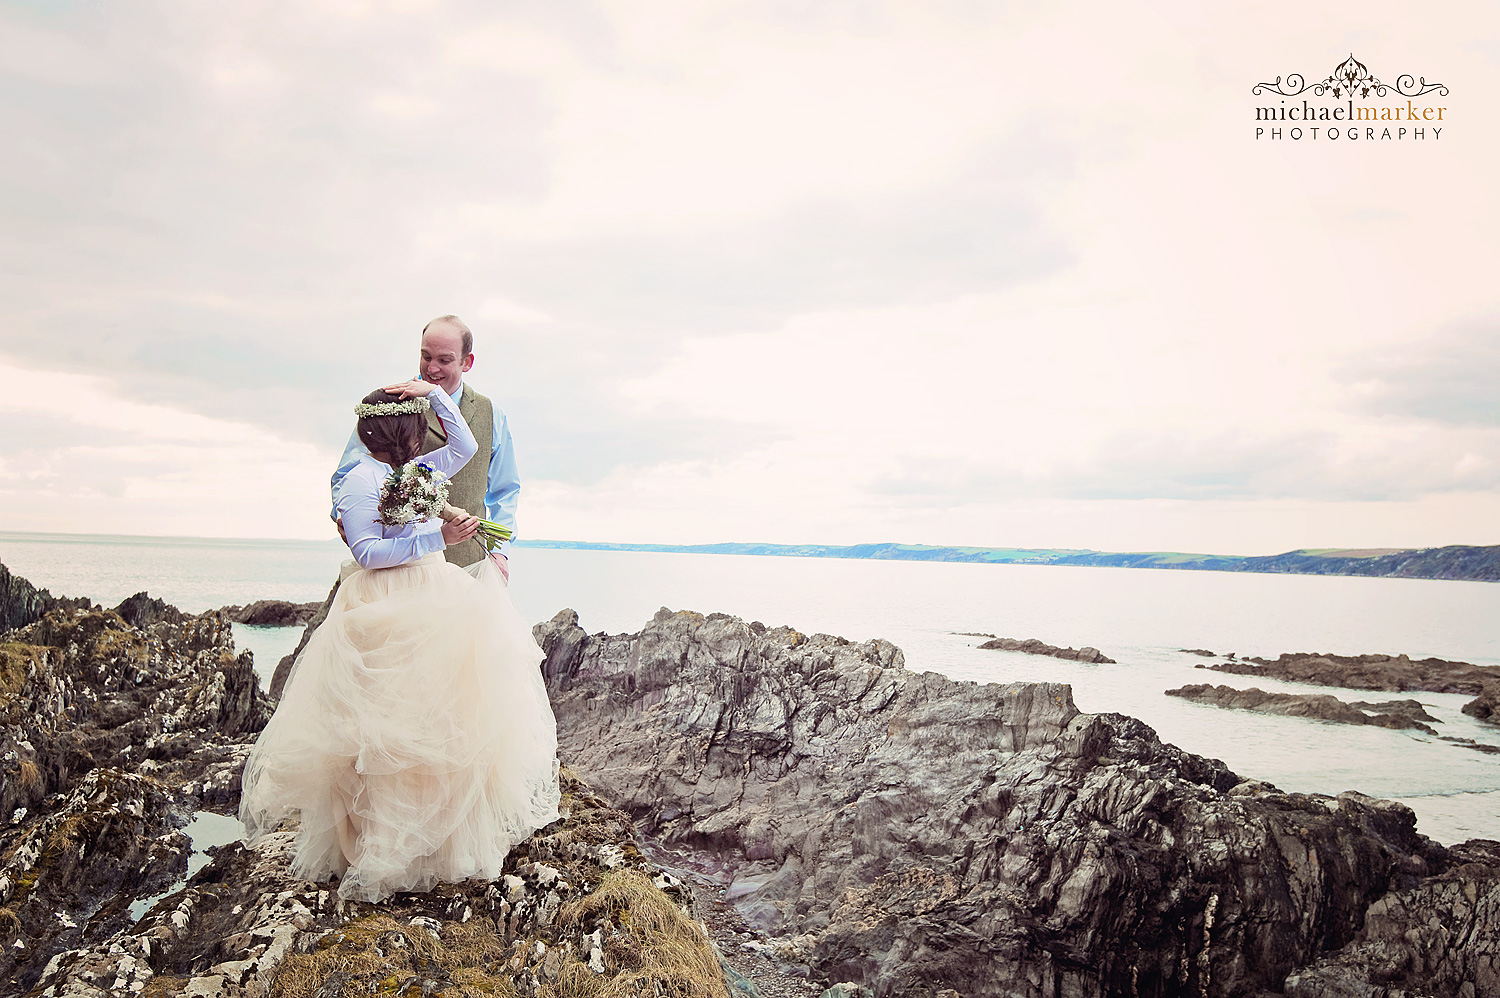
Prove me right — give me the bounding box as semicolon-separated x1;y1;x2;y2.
422;384;495;568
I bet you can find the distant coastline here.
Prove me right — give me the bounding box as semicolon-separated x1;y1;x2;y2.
4;530;1496;584
513;539;1500;583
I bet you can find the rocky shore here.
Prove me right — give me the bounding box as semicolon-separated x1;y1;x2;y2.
1165;683;1442;733
0;603;270;993
267;584;338;699
19;764;726;998
1463;681;1500;723
535;607;1500;998
1202;650;1500;696
972;635;1115;663
217;601;323;627
0;563;93;632
6;554;1500;997
0;566;730;998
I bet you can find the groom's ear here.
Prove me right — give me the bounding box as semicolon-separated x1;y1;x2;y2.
461;353;475;373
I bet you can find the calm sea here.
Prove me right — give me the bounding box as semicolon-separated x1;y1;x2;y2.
4;531;1498;845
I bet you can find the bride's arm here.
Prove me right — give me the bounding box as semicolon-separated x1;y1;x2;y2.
385;380;477;480
336;466;447;570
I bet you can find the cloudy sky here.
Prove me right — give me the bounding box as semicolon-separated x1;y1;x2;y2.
1;0;1496;553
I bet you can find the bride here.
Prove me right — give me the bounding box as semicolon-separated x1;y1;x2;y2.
239;378;560;902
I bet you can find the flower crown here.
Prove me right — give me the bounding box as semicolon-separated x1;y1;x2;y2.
354;397;432;417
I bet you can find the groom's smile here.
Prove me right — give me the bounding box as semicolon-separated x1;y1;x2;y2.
418;317;475;395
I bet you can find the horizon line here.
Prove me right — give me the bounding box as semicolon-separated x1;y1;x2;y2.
4;528;1490;563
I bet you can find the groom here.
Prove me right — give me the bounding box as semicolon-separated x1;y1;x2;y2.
331;314;520;576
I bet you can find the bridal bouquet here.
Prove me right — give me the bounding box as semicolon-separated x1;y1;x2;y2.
378;460;449;526
378;461;514;550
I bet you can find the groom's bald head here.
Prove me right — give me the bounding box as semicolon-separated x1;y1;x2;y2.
420;315;475;394
422;314;472;356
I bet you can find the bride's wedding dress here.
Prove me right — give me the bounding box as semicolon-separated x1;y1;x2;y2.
239;388;559;902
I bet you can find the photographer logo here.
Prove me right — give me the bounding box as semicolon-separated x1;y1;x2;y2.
1252;54;1449;142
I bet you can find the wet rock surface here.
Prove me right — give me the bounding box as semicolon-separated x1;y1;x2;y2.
0;563;93;633
110;594;186;630
1;599;274;993
218;601;322;627
267;582;338;700
535;606;1500;998
1166;683;1442;734
1463;680;1500;723
25;770;726;998
1204;650;1500;695
973;634;1115;663
0;769;193;993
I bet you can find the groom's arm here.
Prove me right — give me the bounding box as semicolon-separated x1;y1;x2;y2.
485;403;520;558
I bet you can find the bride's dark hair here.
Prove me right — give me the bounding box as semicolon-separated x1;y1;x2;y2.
357;390;428;466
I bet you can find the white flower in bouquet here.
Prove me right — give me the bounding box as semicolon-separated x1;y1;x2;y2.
378;462;450;526
376;460;515;551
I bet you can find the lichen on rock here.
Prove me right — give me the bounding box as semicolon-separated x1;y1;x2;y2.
25;771;726;998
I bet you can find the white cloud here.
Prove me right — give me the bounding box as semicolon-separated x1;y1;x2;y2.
478;297;556;326
0;0;1497;550
0;359;335;538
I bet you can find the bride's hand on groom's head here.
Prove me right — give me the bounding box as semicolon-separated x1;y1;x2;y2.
384;379;436;399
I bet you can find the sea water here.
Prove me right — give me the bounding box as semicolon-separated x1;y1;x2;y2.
3;531;1497;844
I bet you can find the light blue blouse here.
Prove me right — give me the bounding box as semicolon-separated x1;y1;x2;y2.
332;380;519;556
333;387;478;571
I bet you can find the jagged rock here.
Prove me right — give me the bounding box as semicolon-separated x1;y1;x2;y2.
25;771;725;998
111;592;185;629
1206;651;1500;695
219;600;322;627
0;561;52;633
0;768;193;993
1282;839;1500;996
1166;683;1442;734
533;606;1491;998
975;635;1115;663
0;604;277;992
268;582;339;699
0;561;93;633
1462;680;1500;723
1;609;272;840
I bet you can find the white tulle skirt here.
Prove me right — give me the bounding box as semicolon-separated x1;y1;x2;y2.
239;553;560;902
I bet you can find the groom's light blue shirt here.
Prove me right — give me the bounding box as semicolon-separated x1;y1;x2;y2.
331;380;519;556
